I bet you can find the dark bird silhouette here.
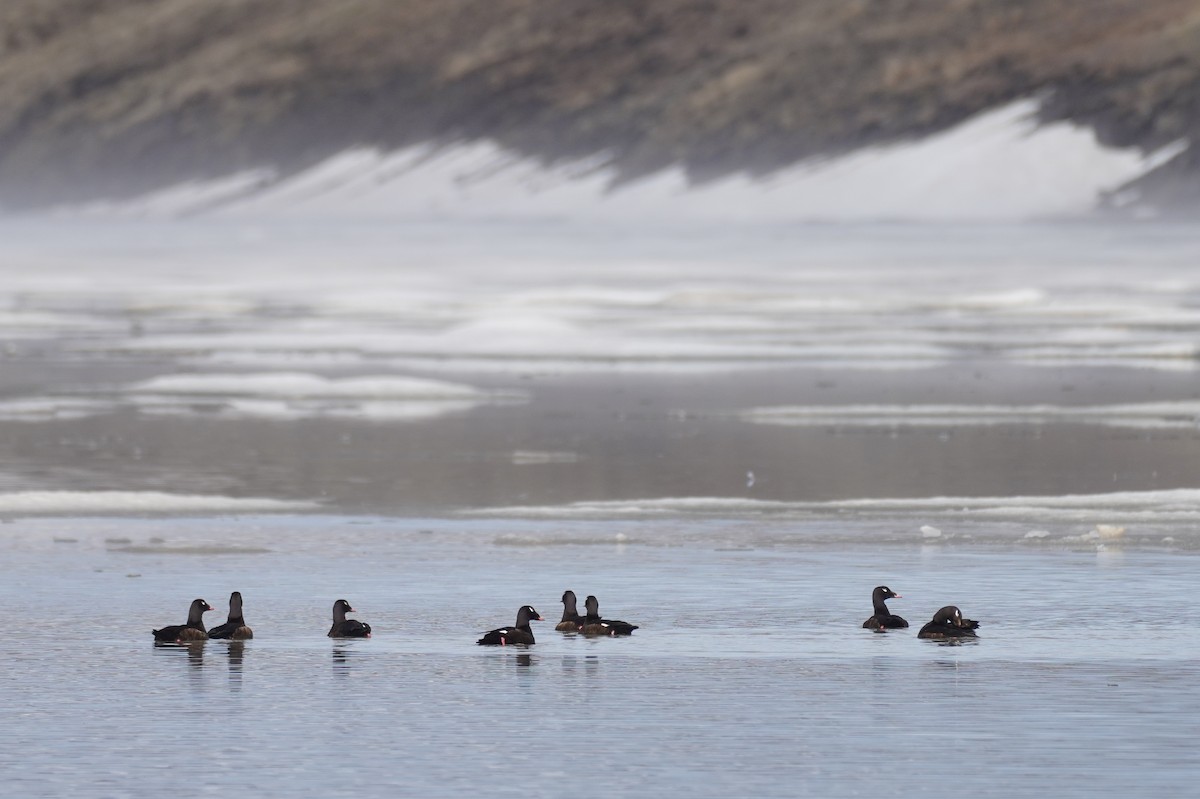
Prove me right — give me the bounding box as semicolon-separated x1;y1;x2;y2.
556;590;582;632
862;586;908;631
917;605;980;639
477;605;543;646
208;591;254;640
152;598;213;642
579;595;638;636
327;599;372;638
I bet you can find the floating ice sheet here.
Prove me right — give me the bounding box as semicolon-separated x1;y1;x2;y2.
741;402;1200;430
462;488;1200;526
0;372;524;422
0;490;316;516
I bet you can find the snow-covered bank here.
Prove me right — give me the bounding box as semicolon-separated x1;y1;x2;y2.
67;101;1184;223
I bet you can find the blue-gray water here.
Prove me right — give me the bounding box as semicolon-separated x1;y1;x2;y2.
2;516;1199;798
4;221;1200;797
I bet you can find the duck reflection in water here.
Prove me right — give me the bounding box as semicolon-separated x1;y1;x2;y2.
332;642;356;676
154;640;207;686
932;638;979;648
226;641;245;690
560;655;600;677
153;639;205;662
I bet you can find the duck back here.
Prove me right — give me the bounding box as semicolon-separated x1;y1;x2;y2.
580;595;638;636
209;591;254;640
477;605;542;646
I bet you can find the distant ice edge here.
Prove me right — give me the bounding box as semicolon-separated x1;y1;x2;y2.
462;488;1200;522
61;99;1185;223
740;402;1200;431
0;491;317;516
457;489;1200;549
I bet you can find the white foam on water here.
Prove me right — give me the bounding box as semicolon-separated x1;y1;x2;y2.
741;401;1200;430
0;491;315;515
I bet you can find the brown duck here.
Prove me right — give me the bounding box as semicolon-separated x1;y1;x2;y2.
152;598;213;642
556;590;582;632
208;591;254;640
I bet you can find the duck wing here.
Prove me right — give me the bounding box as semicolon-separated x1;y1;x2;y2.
598;619;638;636
153;625;186;642
476;627;535;646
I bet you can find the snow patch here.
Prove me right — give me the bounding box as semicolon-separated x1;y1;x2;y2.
65;100;1181;222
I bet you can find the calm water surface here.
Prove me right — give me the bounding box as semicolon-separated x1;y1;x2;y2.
2;516;1198;798
4;222;1200;796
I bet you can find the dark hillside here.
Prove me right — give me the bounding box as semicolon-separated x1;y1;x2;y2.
2;0;1199;211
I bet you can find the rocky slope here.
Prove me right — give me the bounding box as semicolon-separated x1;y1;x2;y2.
2;0;1199;212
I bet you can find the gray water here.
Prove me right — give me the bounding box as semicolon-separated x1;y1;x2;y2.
2;516;1199;798
3;220;1200;796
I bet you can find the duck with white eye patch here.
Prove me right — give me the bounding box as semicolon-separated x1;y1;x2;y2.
327;599;372;638
477;605;543;646
579;595;639;636
152;598;213;642
917;605;979;639
862;586;908;631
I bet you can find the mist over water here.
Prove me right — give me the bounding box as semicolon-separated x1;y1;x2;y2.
3;219;1200;796
3;218;1200;514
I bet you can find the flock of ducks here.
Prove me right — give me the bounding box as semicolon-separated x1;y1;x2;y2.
863;585;980;639
151;593;370;642
151;586;977;645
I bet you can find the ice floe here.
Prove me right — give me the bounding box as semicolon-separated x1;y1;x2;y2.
0;491;315;516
